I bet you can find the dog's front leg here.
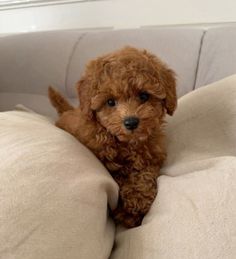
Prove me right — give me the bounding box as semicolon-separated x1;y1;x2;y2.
112;167;159;228
120;167;159;216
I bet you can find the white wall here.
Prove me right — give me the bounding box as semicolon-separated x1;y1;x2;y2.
1;0;236;34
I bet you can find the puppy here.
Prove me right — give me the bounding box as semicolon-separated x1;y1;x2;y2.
48;46;177;228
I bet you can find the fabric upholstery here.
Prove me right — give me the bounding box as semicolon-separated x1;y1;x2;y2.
67;28;204;98
0;110;118;259
0;27;204;115
0;30;84;96
195;27;236;88
0;92;77;119
111;75;236;259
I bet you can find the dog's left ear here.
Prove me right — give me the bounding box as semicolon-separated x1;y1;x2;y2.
160;67;177;116
142;49;177;116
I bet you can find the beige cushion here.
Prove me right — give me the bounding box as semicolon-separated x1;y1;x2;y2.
111;75;236;259
195;27;236;88
0;28;204;116
0;30;83;96
67;28;204;98
0;110;118;259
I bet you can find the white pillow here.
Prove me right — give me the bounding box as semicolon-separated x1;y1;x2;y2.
0;110;118;259
111;75;236;259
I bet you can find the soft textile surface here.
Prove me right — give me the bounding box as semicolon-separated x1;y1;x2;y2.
0;111;118;259
67;28;203;98
195;27;236;88
1;75;236;259
111;75;236;259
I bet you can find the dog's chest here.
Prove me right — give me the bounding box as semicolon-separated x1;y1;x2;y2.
115;142;154;170
93;131;163;173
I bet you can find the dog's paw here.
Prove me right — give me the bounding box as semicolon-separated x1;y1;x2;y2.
111;205;144;228
122;190;154;215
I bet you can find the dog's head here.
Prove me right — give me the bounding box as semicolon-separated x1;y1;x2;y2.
77;47;177;142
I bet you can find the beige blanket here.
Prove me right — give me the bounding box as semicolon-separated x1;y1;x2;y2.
0;75;236;259
0;110;118;259
111;75;236;259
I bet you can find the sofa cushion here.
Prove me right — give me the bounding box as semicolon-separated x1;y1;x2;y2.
0;92;78;119
195;26;236;88
66;28;204;98
111;75;236;259
0;110;118;259
0;30;83;96
0;28;203;116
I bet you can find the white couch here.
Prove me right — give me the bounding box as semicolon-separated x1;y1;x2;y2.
1;25;236;259
1;25;236;116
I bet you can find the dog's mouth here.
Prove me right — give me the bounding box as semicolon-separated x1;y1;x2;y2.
115;129;149;143
99;116;157;143
109;117;157;143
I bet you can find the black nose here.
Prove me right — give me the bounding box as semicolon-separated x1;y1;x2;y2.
124;117;139;130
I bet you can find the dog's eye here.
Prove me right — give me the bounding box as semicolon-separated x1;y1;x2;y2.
106;98;116;107
139;91;150;102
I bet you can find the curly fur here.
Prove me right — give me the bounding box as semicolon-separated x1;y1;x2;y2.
48;46;177;228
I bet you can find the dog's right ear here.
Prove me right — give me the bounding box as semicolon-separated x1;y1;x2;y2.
77;77;96;119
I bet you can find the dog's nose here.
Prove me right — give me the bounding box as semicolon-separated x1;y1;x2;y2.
124;117;139;130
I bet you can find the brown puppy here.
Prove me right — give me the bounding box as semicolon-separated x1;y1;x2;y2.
48;46;177;228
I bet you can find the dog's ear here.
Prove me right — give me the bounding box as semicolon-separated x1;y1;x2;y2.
77;77;96;119
142;49;177;116
160;67;177;116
